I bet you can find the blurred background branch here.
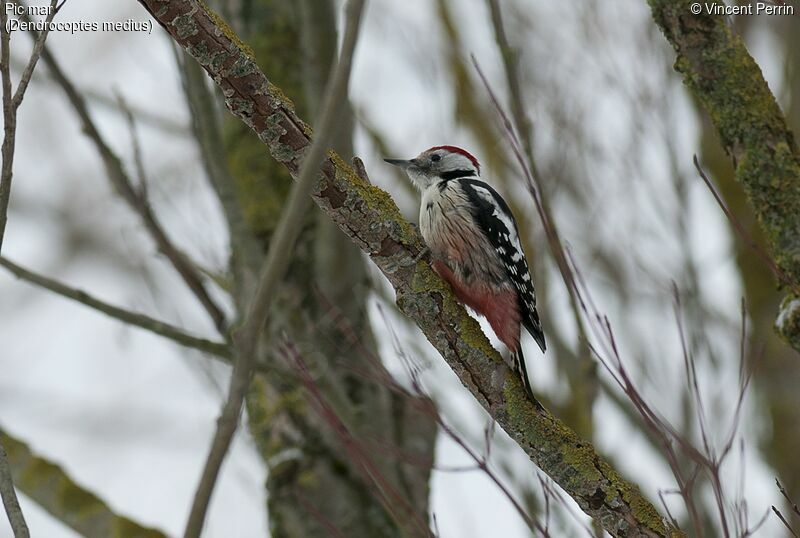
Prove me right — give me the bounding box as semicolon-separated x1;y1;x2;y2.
0;443;27;538
0;3;59;536
0;256;232;359
0;0;58;251
0;428;166;538
647;0;800;351
17;6;228;334
648;1;800;518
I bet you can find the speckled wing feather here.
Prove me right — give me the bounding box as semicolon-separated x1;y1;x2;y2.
457;178;546;352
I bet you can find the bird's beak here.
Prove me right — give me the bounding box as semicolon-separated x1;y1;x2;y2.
384;158;414;169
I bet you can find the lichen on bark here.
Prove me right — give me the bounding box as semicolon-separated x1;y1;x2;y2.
647;0;800;355
777;295;800;350
1;430;166;538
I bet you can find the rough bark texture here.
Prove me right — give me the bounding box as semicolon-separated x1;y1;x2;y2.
209;0;437;536
0;429;166;538
136;1;681;536
647;0;800;355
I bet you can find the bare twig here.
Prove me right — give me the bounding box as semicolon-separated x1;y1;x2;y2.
566;241;769;537
740;507;770;538
181;2;366;536
658;490;681;530
476;46;758;530
568;247;704;535
315;293;536;528
372;302;549;535
0;443;27;538
775;477;800;538
16;10;227;334
0;0;59;252
438;416;545;535
11;54;187;133
772;506;799;538
485;0;536;176
114;91;149;194
0;256;232;359
0;4;60;534
470;55;594;363
777;479;800;520
536;472;597;537
484;0;599;451
693;156;800;295
284;340;433;537
9;1;60;109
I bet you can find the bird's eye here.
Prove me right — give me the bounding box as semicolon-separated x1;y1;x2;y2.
431;154;442;162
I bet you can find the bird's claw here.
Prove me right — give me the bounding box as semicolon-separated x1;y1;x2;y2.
412;246;430;264
398;246;430;268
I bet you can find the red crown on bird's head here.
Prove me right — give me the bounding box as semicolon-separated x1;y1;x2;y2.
426;145;480;173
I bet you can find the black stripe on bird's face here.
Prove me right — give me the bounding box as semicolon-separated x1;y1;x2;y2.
439;169;477;181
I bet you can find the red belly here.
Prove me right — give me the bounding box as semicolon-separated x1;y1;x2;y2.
432;260;521;351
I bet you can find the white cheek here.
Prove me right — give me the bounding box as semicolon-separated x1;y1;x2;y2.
407;169;430;190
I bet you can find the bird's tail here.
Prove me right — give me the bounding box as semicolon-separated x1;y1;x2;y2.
512;348;535;401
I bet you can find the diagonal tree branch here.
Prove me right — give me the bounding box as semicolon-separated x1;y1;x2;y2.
136;1;681;536
645;0;800;355
10;53;188;134
0;428;167;538
0;256;232;359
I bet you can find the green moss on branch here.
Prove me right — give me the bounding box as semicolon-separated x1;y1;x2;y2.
647;0;800;353
1;430;166;538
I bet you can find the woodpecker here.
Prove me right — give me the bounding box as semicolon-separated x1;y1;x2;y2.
385;145;545;397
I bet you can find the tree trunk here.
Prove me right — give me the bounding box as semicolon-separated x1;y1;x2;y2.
694;12;800;509
215;1;437;535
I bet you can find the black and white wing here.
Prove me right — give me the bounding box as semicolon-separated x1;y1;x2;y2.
459;178;546;352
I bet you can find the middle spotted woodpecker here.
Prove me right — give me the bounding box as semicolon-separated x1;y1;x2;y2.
385;145;545;397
